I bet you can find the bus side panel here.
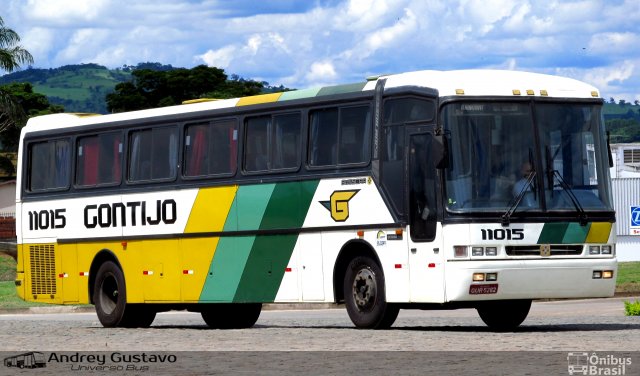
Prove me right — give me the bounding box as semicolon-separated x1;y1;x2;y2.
58;244;79;303
76;242;121;304
199;180;318;303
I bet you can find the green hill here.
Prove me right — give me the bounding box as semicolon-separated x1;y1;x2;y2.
603;103;640;144
0;63;131;114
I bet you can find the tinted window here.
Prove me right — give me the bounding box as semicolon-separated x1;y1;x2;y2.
28;139;70;191
76;132;122;187
244;113;301;172
184;119;237;177
309;105;371;167
384;97;435;125
129;126;178;182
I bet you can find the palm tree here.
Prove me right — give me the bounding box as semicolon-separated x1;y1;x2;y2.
0;16;34;133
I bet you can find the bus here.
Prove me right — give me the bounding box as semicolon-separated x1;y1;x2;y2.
15;69;616;330
4;352;46;368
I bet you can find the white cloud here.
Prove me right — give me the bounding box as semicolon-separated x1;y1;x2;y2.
588;32;640;55
25;0;112;24
198;46;237;69
55;29;111;62
1;0;639;100
582;60;635;91
305;61;337;84
19;27;55;65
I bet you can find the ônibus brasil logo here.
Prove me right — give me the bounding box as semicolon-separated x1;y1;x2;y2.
567;352;632;375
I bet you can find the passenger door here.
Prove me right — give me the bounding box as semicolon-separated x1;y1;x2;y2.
406;130;445;303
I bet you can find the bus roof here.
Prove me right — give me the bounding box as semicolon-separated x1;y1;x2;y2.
22;69;599;133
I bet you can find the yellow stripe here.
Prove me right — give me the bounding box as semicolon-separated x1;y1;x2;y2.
585;222;612;243
236;92;283;106
185;186;237;233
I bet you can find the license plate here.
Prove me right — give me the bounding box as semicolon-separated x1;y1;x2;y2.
469;284;498;295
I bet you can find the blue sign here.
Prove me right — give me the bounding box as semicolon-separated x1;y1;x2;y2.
631;206;640;228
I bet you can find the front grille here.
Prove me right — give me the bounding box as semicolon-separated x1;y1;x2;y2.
505;245;583;256
29;244;56;295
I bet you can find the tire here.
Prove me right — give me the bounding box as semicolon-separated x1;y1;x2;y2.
119;305;157;328
343;256;399;329
476;299;532;331
201;303;262;329
94;261;156;328
94;261;127;328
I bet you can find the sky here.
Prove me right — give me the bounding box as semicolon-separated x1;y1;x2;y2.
2;0;640;102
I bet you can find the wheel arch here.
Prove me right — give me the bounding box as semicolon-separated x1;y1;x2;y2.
332;239;382;304
88;249;122;305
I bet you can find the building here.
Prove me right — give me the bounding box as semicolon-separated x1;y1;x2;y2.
610;144;640;261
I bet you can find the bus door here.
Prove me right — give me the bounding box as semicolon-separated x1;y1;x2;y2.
406;130;445;302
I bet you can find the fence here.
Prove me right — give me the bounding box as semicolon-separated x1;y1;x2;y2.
0;211;15;239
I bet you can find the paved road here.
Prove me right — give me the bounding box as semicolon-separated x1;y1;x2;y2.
0;296;638;352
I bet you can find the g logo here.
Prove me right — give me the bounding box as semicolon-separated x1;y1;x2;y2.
320;190;359;222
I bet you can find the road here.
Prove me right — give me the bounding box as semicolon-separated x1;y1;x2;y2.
0;297;638;375
0;296;638;352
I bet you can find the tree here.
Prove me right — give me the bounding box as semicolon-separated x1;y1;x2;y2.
106;65;262;113
0;16;34;134
0;82;63;152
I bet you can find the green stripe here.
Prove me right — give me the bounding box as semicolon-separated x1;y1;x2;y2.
562;222;590;243
537;222;592;244
537;222;569;244
278;88;321;101
317;82;367;97
200;181;320;303
199;184;275;301
234;180;319;302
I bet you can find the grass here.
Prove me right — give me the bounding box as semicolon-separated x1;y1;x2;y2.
624;300;640;316
0;281;49;309
616;262;640;294
0;253;638;310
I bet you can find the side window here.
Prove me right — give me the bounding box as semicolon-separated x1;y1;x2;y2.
128;126;178;182
28;139;70;191
245;116;270;172
383;97;435;125
76;132;122;187
308;108;338;167
339;106;371;164
272;113;301;169
309;105;371;168
184;119;237;177
244;113;301;173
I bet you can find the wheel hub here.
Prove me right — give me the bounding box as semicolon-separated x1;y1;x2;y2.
352;268;376;310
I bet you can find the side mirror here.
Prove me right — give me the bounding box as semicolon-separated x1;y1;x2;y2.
606;131;614;168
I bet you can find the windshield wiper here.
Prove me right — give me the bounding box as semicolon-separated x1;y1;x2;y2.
550;169;588;226
501;170;536;227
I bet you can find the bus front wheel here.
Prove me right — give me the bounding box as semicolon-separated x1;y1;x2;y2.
343;256;399;329
476;299;532;331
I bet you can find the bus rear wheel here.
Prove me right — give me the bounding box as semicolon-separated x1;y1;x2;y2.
201;303;262;329
94;261;156;328
476;299;532;331
343;256;399;329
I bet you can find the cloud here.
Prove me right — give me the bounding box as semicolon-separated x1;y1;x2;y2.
25;0;112;25
305;61;338;85
2;0;639;100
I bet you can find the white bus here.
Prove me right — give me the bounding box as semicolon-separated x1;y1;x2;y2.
15;69;616;330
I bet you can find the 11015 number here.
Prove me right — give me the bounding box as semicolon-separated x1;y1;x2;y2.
28;209;66;230
480;228;524;240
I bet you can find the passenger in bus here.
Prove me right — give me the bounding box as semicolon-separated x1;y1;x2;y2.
512;161;536;206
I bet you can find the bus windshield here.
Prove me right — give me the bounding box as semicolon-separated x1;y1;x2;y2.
443;101;613;215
